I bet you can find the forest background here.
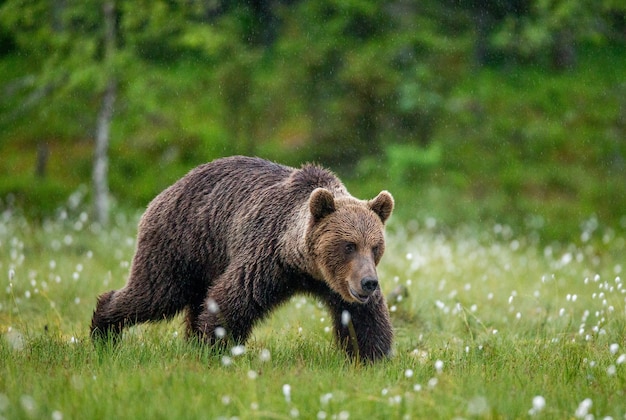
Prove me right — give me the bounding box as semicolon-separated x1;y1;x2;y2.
1;0;626;242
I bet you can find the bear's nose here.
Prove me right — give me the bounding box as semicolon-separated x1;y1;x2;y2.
361;277;379;294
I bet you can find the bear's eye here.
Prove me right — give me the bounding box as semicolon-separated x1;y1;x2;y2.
372;245;379;256
344;242;357;255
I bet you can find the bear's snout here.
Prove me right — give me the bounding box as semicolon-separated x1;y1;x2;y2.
344;255;380;303
361;277;379;294
348;275;379;303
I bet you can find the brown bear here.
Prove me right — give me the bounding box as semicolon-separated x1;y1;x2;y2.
91;156;394;361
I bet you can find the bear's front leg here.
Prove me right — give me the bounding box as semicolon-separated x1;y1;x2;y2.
192;269;268;348
192;296;233;348
327;291;393;362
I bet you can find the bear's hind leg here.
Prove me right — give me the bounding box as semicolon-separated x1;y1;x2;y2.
91;283;188;342
184;301;205;340
90;290;128;341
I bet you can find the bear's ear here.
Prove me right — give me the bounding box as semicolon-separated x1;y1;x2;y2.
369;191;394;223
309;188;336;221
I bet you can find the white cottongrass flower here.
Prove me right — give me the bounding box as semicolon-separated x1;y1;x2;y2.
6;328;24;351
467;396;489;416
533;395;546;410
389;395;402;405
214;327;226;339
231;345;246;356
609;343;619;354
616;354;626;365
207;298;219;313
434;360;444;374
528;395;546;415
320;393;332;406
341;310;351;327
20;395;36;414
410;348;429;362
282;384;292;403
575;398;592;418
404;369;414;378
259;348;271;362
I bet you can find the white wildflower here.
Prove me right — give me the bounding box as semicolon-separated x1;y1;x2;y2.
282;384;291;403
575;398;592;418
529;395;546;415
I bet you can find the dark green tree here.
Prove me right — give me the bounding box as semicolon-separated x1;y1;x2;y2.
0;0;222;221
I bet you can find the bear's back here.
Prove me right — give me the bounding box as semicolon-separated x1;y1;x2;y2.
139;156;344;250
189;156;293;190
187;156;346;201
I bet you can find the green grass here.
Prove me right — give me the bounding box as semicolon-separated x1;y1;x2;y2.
1;199;626;419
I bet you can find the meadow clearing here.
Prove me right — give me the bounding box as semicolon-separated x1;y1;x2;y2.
1;191;626;419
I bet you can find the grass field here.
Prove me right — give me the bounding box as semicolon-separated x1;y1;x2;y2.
1;196;626;419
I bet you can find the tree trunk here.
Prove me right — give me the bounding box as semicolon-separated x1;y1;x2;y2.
93;0;116;227
551;29;576;71
472;9;496;68
93;79;115;226
35;142;49;178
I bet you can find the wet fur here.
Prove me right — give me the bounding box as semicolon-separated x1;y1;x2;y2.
91;156;394;361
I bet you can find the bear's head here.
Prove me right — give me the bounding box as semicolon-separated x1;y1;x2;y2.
307;188;394;304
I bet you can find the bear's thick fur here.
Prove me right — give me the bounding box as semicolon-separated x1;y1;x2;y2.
91;156;394;361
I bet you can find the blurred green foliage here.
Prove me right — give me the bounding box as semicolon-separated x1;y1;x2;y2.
0;0;625;241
